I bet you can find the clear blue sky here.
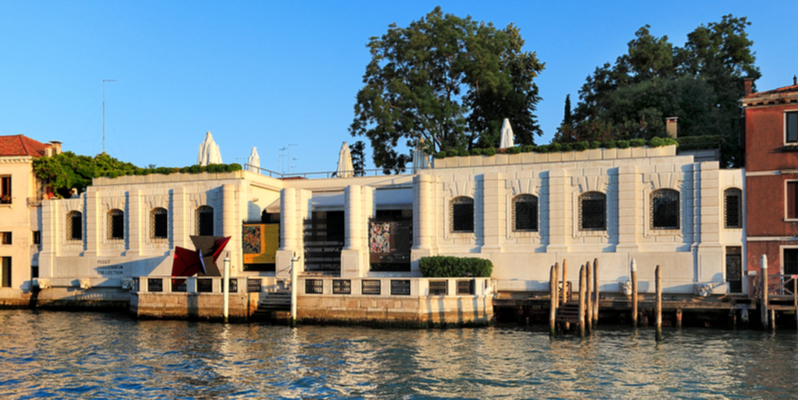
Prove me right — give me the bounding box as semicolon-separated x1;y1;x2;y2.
1;1;796;174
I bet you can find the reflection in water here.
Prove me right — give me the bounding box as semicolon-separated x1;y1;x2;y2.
0;310;796;399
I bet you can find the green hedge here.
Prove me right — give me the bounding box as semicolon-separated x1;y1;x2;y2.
433;138;678;159
419;256;493;278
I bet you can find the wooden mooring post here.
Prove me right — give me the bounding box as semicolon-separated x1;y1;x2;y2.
761;254;769;330
562;259;569;330
578;264;586;337
656;265;662;341
549;264;557;336
586;261;593;333
676;309;682;329
631;259;638;328
592;258;599;328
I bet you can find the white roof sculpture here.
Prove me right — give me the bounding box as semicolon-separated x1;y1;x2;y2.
246;147;260;172
412;138;431;173
336;141;353;178
500;118;514;149
197;131;223;166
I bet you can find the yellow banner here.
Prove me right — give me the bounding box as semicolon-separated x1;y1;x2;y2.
243;224;279;264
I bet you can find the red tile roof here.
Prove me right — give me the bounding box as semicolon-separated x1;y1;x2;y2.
746;84;798;99
0;135;51;157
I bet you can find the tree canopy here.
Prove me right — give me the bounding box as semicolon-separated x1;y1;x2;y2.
350;7;545;173
555;15;760;167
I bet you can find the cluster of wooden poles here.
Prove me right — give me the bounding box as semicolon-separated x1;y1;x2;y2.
548;259;666;340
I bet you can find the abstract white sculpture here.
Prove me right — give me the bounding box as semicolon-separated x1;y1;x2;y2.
499;118;514;149
197;131;223;166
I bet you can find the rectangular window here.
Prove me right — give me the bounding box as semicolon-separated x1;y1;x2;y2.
362;280;381;295
788;180;798;220
305;279;323;294
429;280;448;296
1;232;11;245
69;212;83;241
0;176;10;204
457;280;475;295
1;257;10;287
332;279;351;295
32;231;41;245
390;280;410;296
786;111;798;144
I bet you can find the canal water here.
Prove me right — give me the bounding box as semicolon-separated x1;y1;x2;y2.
0;310;796;399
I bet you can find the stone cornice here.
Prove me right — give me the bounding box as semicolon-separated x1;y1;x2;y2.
0;156;34;164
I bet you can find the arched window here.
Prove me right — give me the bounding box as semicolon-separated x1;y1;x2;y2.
108;209;124;240
513;194;538;232
67;211;82;241
651;189;680;230
724;188;742;229
579;192;606;231
150;208;168;239
450;197;474;233
196;206;214;236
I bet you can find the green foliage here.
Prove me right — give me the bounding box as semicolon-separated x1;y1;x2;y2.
630;139;647;147
506;146;522;154
573;141;589;151
419;256;493;278
556;15;759;167
349;141;367;177
522;145;536;153
602;140;617;149
483;147;496;156
563;143;573;152
349;7;545;172
617;140;630;149
590;141;601;149
676;135;722;150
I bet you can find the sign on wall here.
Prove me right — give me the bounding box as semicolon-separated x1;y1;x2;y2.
243;224;279;264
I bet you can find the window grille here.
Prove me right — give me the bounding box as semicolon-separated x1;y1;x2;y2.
305;279;323;294
247;279;261;293
108;209;124;240
579;192;606;231
450;197;474;233
429;280;448;296
512;194;538;232
391;280;411;295
171;278;187;293
457;280;475;295
196;206;214;236
197;279;213;293
68;211;82;241
650;189;680;230
333;280;351;294
724;188;742;228
147;278;163;292
362;280;381;295
151;208;168;239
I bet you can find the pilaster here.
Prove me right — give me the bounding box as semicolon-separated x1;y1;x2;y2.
617;165;641;252
481;172;503;253
412;175;435;275
547;169;568;252
85;189;100;257
128;190;142;256
341;185;363;278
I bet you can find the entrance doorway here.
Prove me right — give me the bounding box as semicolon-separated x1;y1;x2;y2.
725;247;742;293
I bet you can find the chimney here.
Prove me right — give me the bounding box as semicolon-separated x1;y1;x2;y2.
666;117;678;139
794;75;797;86
44;147;53;157
49;141;62;155
743;78;753;96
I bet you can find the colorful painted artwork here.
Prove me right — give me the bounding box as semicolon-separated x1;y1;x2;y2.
370;222;391;253
243;224;279;264
243;225;261;254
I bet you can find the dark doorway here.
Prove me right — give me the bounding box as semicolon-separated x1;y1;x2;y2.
303;211;345;274
784;248;798;294
725;247;742;293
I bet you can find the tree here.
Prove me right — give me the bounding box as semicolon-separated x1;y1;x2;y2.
350;7;545;172
562;94;572;126
559;15;760;167
349;141;367;177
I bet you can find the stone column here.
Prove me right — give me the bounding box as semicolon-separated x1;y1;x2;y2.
361;186;374;277
481;172;503;253
276;188;297;280
85;188;100;257
222;184;237;271
412;174;435;275
341;185;363;278
617;165;640;252
697;162;723;283
39;199;55;278
547;169;568;253
128;190;142;256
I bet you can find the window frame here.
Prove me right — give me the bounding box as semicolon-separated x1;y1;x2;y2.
650;189;680;230
196;205;214;236
150;207;169;240
579;191;606;232
107;209;125;241
0;232;11;245
723;188;743;229
67;211;83;241
449;196;474;234
0;176;10;204
785;110;798;146
512;194;538;232
786;179;798;222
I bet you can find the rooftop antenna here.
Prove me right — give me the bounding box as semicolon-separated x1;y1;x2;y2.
287;144;297;175
279;147;288;174
103;79;117;154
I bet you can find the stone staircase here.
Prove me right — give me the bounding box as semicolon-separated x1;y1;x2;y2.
258;291;291;311
555;301;580;324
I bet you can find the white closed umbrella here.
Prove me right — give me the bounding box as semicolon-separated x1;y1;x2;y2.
499;118;514;149
412;138;430;173
336;142;353;178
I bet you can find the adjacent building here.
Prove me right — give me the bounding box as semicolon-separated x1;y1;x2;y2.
742;80;798;280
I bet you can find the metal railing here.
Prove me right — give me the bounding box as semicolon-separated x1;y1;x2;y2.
243;164;413;180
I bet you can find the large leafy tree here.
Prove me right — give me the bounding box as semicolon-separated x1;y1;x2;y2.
350;7;545;172
557;15;760;167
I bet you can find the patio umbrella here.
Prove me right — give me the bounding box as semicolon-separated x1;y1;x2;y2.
247;147;260;172
335;141;353;178
500;118;514;149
